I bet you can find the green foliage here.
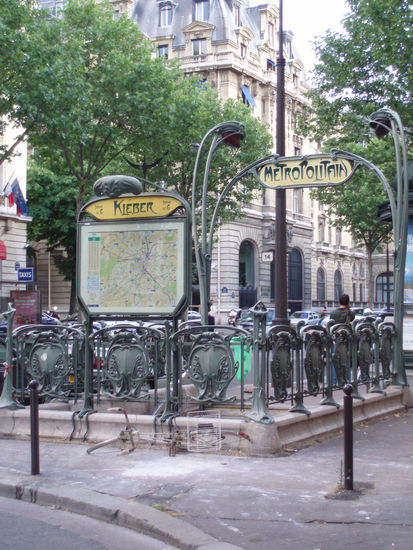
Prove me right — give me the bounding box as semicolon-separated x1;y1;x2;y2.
302;0;411;267
306;0;412;142
0;0;44;162
27;164;77;280
122;83;272;223
24;1;272;285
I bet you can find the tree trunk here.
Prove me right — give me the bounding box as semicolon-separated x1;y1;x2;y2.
366;247;374;308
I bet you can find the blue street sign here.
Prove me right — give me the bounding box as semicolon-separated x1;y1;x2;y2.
17;268;34;282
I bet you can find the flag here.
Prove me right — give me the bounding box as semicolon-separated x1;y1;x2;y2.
11;180;28;216
3;181;14;207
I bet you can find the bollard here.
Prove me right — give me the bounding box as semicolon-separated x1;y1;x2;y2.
343;383;354;490
29;380;40;475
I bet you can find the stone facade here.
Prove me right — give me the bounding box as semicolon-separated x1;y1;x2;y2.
131;0;374;322
0;118;31;312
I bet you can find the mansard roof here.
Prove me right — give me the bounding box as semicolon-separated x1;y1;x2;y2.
131;0;262;54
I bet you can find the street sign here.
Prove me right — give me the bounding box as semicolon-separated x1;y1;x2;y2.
256;155;355;189
84;195;184;220
17;267;34;282
262;251;274;262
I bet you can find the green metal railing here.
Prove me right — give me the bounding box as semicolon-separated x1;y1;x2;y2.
0;305;400;423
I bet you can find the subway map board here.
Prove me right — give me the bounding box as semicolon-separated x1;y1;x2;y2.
78;220;186;316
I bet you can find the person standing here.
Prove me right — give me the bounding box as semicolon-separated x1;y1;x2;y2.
208;299;216;325
330;294;355;386
330;294;355;325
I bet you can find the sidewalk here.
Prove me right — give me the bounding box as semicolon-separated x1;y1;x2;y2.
1;406;413;549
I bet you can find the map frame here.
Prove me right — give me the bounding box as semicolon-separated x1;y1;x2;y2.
77;218;190;317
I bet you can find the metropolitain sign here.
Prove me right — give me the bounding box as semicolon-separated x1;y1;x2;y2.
256;155;355;189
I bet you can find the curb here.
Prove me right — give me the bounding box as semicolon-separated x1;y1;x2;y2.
0;472;245;550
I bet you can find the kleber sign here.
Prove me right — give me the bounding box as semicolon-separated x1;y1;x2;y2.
256;155;355;189
84;195;184;221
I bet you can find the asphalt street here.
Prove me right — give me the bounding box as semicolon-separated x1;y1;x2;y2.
0;409;412;549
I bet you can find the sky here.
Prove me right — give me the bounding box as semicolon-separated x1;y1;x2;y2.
249;0;349;74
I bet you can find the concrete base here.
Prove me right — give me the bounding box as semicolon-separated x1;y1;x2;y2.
0;385;408;455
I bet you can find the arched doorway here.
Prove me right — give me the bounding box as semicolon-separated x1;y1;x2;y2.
239;240;257;308
376;272;394;308
288;248;303;313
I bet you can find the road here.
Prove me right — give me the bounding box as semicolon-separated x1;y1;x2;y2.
0;496;177;550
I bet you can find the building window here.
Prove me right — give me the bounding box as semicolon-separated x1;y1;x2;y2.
240;43;247;57
267;58;276;71
192;38;206;56
194;0;209;22
336;228;342;246
234;4;240;26
376;272;394;304
159;4;173;26
334;270;343;301
268;21;275;46
293;189;303;213
317;268;326;302
241;85;255;107
318;219;325;242
261;99;265;117
288;248;303;302
359;283;363;302
157;45;169;58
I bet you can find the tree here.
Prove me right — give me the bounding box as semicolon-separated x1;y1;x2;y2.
302;0;412;305
0;0;44;164
27;1;272;311
306;0;412;142
121;81;272;223
311;141;394;305
26;0;183;215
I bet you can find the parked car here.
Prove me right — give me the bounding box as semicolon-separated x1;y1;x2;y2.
289;310;320;329
239;308;275;331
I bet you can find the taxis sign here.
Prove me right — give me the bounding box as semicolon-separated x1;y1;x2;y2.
84;195;184;220
256;155;355;189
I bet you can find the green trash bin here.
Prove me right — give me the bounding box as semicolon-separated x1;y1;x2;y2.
230;336;252;381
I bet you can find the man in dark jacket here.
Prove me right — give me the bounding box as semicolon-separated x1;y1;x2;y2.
330;293;355;386
330;294;355;325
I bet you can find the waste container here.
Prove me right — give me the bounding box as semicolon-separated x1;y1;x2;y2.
230;336;252;381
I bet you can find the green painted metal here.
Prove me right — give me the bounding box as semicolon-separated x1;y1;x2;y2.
190;121;246;324
12;323;85;403
369;320;386;395
244;301;274;423
379;322;395;383
91;324;164;401
171;324;250;405
0;304;23;410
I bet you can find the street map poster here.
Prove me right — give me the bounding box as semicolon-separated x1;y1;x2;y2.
78;220;186;315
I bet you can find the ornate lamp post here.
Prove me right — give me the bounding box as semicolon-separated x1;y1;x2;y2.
274;0;288;324
369;108;409;384
191;121;245;324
